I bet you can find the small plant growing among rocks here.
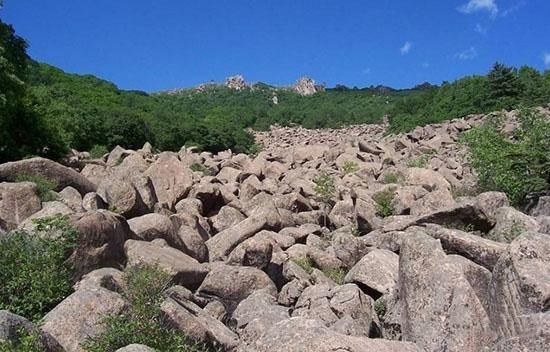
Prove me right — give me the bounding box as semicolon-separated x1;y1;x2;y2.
323;267;347;285
341;161;360;175
313;171;336;227
407;154;429;169
373;188;396;218
382;172;404;184
190;163;213;176
84;265;213;352
88;145;109;159
0;215;77;322
374;298;387;322
293;257;315;274
15;174;58;202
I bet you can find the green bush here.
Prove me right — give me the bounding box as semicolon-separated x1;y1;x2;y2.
0;329;44;352
323;268;347;285
292;257;315;275
406;154;429;168
88;145;108;159
462;109;550;205
341;161;359;175
0;215;77;322
373;189;396;218
313;171;336;204
190;163;213;176
382;172;404;184
83;265;212;352
15;174;58;202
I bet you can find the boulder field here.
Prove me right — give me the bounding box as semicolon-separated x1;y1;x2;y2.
1;111;549;351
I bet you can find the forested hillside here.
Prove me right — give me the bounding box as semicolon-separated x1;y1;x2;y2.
2;16;550;162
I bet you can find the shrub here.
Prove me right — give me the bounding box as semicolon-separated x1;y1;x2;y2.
374;298;387;321
0;215;77;322
292;257;315;275
323;268;347;285
0;328;44;352
382;172;404;184
406;154;429;168
83;265;212;352
88;145;108;159
190;163;213;176
14;174;58;202
313;171;336;204
462;109;550;205
341;161;359;175
373;189;395;218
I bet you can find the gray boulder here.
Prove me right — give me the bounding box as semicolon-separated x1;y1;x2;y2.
0;182;41;230
344;249;399;298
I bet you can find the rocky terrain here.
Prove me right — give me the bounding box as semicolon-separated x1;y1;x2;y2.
0;110;549;352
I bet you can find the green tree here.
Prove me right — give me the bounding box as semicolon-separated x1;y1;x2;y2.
486;62;521;110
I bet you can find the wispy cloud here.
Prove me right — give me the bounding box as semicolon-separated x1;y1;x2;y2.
544;53;550;67
501;1;526;17
422;62;430;69
400;41;413;55
362;68;371;75
458;0;498;17
475;23;488;34
455;47;478;60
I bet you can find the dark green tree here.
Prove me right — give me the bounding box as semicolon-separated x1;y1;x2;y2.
486;62;521;110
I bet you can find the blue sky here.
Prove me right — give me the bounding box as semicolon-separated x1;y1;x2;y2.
2;0;549;91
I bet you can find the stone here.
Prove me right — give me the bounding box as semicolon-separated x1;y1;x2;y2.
176;225;209;262
41;288;127;352
396;231;494;352
73;267;125;292
488;206;540;243
227;235;274;269
144;154;193;210
161;297;240;351
127;213;182;250
0;310;35;344
475;192;510;224
82;192;106;211
210;205;246;233
59;186;84;212
18;201;73;232
116;345;156;352
0;182;41;230
0;157;96;195
124;240;207;290
69;210;132;279
97;176;146;218
345;249;399;299
197;263;277;313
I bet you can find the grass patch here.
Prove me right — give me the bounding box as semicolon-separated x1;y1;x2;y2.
373;189;396;218
406;154;429;168
15;174;58;202
89;145;108;159
83;265;213;352
323;268;347;285
190;163;213;176
293;257;315;275
341;161;360;175
382;172;404;184
0;328;44;352
0;215;77;322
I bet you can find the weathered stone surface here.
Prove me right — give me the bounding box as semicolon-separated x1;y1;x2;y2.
210;205;246;233
197;263;277;312
41;288;127;352
18;201;73;232
488;232;550;346
115;344;156;352
144;154;193;209
227;235;274;269
70;210;132;279
127;213;182;249
420;223;508;271
241;317;421;352
59;186;84;212
0;182;41;230
82;192;106;211
475;192;509;224
488;206;540;243
124;239;207;290
0;157;96;195
397;231;494;352
97;176;146;218
73;267;125;292
345;249;398;298
161;297;240;351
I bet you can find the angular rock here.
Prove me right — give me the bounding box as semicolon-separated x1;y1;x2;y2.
41;288;127;352
197;263;277;313
345;249;398;299
116;345;156;352
488;206;540;243
0;182;41;230
0;310;35;344
0;157;96;195
144;154;193;209
124;239;207;290
228;235;274;269
127;213;182;250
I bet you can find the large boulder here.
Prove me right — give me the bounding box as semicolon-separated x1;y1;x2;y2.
124;239;207;290
69;210;132;279
488;232;550;349
144;154;193;209
197;263;277;313
0;182;41;230
127;213;183;250
488;206;540;243
96;176;147;218
41;288;127;352
396;231;494;352
0;157;96;195
241;317;421;352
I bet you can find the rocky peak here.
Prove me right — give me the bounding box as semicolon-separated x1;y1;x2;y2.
226;75;248;91
293;77;323;96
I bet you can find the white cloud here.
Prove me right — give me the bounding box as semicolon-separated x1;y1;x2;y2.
455;47;478;60
422;62;430;68
475;23;488;34
458;0;498;17
400;41;412;55
362;68;371;75
501;1;526;17
544;53;550;67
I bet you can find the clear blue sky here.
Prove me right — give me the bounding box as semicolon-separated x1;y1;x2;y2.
2;0;549;92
